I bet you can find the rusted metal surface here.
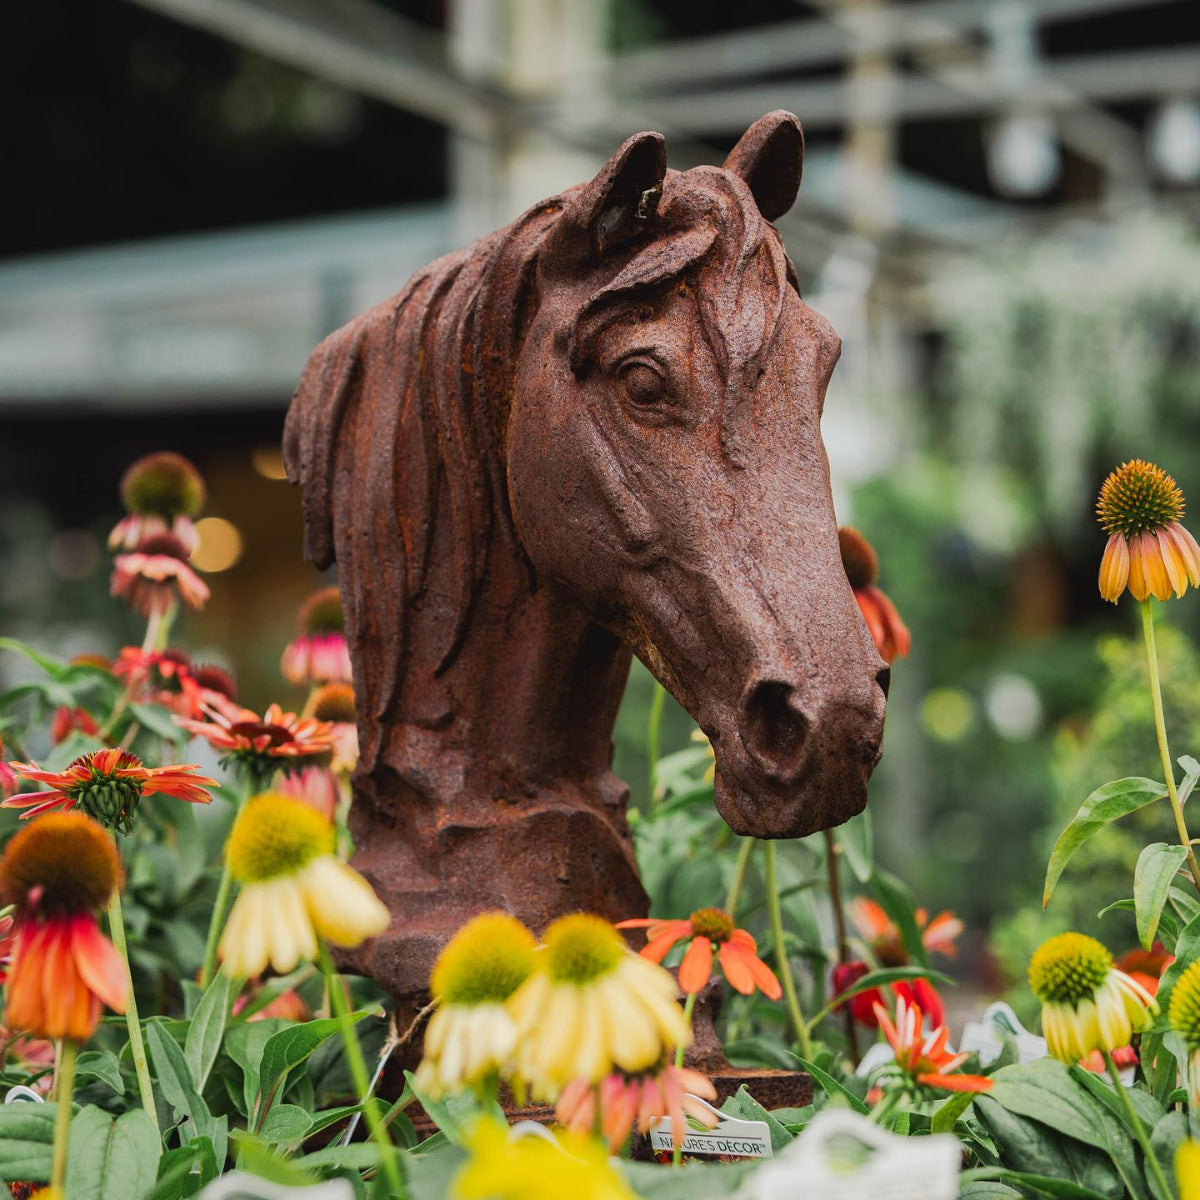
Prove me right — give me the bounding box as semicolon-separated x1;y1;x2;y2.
283;110;888;1003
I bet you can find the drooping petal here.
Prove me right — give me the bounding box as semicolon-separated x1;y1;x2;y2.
677;936;713;994
1158;529;1189;597
68;915;128;1013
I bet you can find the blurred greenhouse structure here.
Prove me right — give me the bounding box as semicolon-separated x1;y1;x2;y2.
4;0;1200;986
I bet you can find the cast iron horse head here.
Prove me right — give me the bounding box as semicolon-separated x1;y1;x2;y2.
284;111;888;1000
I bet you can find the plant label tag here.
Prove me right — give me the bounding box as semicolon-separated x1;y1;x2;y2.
959;1001;1047;1065
648;1096;773;1159
742;1110;960;1200
197;1172;353;1199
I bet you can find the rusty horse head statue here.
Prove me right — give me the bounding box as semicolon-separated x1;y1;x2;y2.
284;111;888;1000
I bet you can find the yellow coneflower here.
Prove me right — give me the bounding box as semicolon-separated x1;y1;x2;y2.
452;1116;637;1200
1096;460;1200;603
415;912;538;1099
507;913;690;1098
219;793;389;978
1029;932;1157;1063
1178;1140;1200;1200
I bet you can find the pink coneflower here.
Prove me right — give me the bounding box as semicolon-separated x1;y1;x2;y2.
557;1064;719;1152
108;451;206;555
838;527;911;664
305;682;358;774
276;764;340;821
281;587;351;685
111;533;209;618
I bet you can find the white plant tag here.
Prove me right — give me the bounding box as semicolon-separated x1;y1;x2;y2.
648;1095;773;1158
197;1171;353;1199
959;1001;1047;1065
855;1041;897;1078
4;1085;44;1105
742;1109;960;1200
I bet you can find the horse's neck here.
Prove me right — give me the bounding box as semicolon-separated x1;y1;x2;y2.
370;555;633;809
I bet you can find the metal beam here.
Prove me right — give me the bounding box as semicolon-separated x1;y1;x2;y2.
124;0;507;139
609;0;1184;94
561;45;1200;138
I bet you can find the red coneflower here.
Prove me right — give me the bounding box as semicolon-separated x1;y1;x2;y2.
0;812;127;1041
838;527;911;664
1097;460;1200;603
113;646;203;717
111;533;209;618
873;995;992;1095
108;451;206;555
48;707;100;746
0;740;18;801
617;907;782;1000
175;701;333;789
281;587;352;685
3;747;215;834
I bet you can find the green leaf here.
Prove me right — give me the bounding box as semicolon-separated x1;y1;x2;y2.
184;971;233;1091
40;729;105;772
258;1103;313;1146
305;1103;362;1139
1134;843;1188;949
404;1070;481;1145
957;1185;1025;1200
986;1060;1145;1200
1178;755;1200;805
0;1101;55;1181
146;1017;225;1164
719;1086;792;1151
1043;777;1168;908
230;1129;318;1186
256;1010;375;1122
932;1089;976;1134
76;1049;126;1096
960;1166;1114;1200
225;1017;288;1117
142;1146;205;1200
789;1055;870;1115
836;809;873;883
292;1143;381;1172
129;701;189;746
871;868;928;967
0;636;69;679
65;1105;161;1200
1150;1111;1186;1200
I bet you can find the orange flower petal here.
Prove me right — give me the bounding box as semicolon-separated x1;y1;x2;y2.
678;935;713;994
642;928;688;965
1168;523;1200;586
916;1072;993;1093
69;916;128;1013
1155;529;1187;597
1127;535;1149;601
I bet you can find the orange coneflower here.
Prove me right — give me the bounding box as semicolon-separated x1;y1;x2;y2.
617;907;783;1000
108;451;206;555
1097;460;1200;603
873;995;993;1095
282;587;352;686
48;707;100;746
838;527;910;664
0;813;127;1041
175;701;332;789
113;646;203;717
557;1064;719;1152
3;747;215;834
111;533;209;618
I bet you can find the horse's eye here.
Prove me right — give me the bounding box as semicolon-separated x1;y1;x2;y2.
620;362;667;408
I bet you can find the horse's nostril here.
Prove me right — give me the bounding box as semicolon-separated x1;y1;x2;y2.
876;666;891;699
740;680;808;781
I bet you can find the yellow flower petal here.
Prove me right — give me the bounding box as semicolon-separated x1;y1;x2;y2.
300;855;389;948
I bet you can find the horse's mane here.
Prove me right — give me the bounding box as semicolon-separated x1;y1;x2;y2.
283;167;792;770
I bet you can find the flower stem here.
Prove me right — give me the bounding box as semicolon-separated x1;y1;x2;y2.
870;1085;903;1127
317;944;405;1198
824;828;861;1065
1140;600;1200;894
1105;1049;1173;1199
765;840;813;1061
198;859;235;990
107;885;160;1137
647;681;666;812
725;837;754;918
50;1039;77;1193
672;991;698;1167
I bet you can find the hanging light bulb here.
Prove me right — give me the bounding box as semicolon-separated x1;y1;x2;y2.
988;113;1061;198
1148;98;1200;185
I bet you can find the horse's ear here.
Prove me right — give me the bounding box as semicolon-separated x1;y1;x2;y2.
724;110;804;221
555;131;667;259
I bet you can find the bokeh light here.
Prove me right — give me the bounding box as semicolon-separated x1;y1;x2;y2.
191;516;244;572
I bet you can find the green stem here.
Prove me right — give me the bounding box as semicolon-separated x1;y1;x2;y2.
725;838;754;918
318;944;405;1198
870;1085;903;1127
647;682;666;811
1105;1050;1173;1199
198;859;236;991
672;991;698;1167
1141;600;1200;893
107;886;160;1137
51;1039;77;1193
765;840;813;1060
824;828;861;1065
